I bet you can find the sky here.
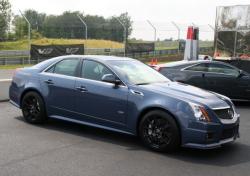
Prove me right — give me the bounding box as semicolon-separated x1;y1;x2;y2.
9;0;250;40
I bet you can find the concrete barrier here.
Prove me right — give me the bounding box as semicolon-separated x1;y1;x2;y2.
0;79;11;101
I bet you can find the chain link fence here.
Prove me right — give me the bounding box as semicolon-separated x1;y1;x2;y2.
0;18;215;65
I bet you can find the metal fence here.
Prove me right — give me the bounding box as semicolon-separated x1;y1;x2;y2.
0;47;213;65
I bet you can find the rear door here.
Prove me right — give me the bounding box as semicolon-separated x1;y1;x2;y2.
204;63;239;98
39;58;80;117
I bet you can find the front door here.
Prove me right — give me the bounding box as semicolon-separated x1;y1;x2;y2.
182;63;208;89
74;59;128;127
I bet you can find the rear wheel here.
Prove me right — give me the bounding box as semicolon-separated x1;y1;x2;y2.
21;91;47;124
139;110;180;152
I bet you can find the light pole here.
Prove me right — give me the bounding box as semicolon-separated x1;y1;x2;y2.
77;14;88;40
19;10;31;64
172;21;181;54
147;20;156;58
115;17;126;56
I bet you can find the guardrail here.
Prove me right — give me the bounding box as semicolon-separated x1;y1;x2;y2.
0;79;11;101
0;47;213;65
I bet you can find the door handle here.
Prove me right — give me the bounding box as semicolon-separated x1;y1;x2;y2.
76;86;88;92
44;79;54;85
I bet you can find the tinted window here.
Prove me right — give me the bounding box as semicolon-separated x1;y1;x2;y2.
108;60;169;85
46;66;55;73
207;63;239;76
82;60;113;81
47;59;79;76
185;63;208;72
159;67;168;73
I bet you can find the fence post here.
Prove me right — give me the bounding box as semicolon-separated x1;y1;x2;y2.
115;17;126;57
171;21;181;54
19;10;31;65
147;20;157;59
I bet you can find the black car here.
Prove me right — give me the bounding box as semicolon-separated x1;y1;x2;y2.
155;60;250;101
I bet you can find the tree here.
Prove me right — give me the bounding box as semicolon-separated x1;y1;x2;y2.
0;0;11;40
12;9;133;42
12;9;46;40
109;12;133;42
24;9;46;32
42;11;84;38
118;12;133;41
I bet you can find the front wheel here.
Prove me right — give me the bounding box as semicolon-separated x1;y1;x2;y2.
139;110;180;152
21;91;47;124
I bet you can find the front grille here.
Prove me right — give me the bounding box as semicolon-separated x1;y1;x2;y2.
214;108;234;120
221;126;239;140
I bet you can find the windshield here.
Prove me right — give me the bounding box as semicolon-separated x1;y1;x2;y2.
108;60;170;85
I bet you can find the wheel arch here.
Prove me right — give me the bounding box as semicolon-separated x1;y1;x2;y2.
136;106;182;139
20;88;45;108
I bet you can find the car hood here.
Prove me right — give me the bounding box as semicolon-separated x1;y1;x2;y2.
139;81;229;109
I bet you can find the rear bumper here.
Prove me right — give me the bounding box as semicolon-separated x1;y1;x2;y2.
9;82;21;108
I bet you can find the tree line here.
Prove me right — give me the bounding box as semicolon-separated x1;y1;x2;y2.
0;0;133;42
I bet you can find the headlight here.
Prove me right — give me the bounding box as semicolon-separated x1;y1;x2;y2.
189;102;211;122
230;103;237;117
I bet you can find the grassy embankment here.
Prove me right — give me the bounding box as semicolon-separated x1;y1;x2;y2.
0;64;32;69
0;38;124;51
0;39;213;69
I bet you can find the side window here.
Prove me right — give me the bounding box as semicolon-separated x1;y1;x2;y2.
185;63;208;72
46;66;55;73
207;63;239;76
46;59;79;76
81;60;113;81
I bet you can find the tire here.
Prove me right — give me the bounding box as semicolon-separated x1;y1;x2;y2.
139;110;180;152
21;91;48;124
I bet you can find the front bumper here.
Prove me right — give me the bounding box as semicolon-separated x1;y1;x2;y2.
182;114;240;149
183;135;238;149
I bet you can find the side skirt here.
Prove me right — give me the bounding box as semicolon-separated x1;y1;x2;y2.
49;115;135;136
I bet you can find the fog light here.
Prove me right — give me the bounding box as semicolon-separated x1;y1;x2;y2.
206;132;213;140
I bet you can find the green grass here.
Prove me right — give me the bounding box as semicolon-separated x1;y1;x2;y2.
0;38;124;50
0;64;32;69
0;38;213;51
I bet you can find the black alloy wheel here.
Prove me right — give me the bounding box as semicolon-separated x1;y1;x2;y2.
21;91;47;124
139;110;180;152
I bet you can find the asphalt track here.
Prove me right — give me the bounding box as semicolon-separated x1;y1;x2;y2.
0;101;249;176
0;69;14;79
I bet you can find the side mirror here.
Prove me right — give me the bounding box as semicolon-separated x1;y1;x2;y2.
101;74;121;85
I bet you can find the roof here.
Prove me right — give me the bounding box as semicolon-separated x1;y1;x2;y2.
32;55;136;71
66;55;136;62
158;60;223;67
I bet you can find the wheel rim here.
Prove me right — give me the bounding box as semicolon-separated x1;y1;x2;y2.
142;115;172;148
22;96;41;121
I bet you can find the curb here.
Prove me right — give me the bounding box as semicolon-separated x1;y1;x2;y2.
0;79;11;101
